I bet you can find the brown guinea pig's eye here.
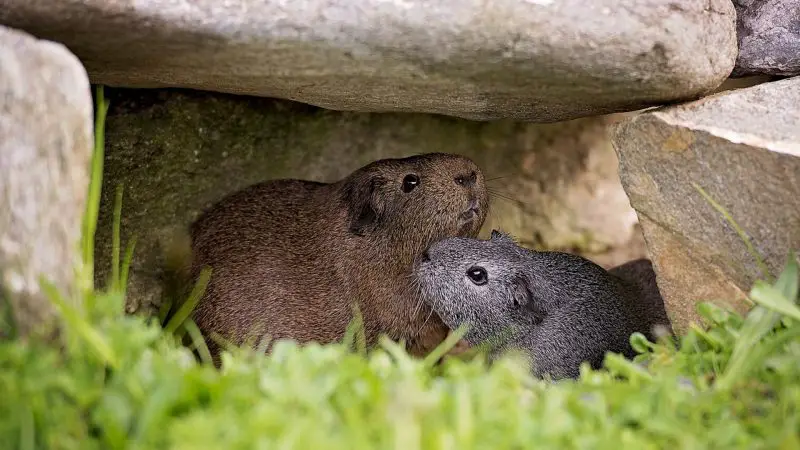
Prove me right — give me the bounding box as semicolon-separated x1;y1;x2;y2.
402;174;420;193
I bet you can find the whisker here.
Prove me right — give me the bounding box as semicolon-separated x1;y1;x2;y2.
487;205;499;231
487;189;536;207
487;188;519;198
417;306;435;337
406;263;429;337
410;279;424;322
488;192;520;204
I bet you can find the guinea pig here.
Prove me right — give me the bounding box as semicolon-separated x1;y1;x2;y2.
177;153;489;364
413;230;673;380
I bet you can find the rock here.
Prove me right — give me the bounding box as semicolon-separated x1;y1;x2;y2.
94;88;644;316
710;74;777;94
612;77;800;332
732;0;800;77
1;0;737;122
0;26;93;338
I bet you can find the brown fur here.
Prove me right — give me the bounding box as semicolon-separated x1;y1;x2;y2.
182;153;489;364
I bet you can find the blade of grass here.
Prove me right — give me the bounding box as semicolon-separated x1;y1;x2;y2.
40;279;119;369
119;236;137;298
774;251;799;302
603;352;654;383
110;184;124;292
380;336;416;370
255;333;274;356
183;318;213;366
341;304;367;356
0;293;18;339
422;323;469;368
238;319;269;354
749;281;800;323
164;267;211;335
20;403;34;450
158;295;175;327
692;182;771;282
208;331;242;368
716;305;778;391
82;85;110;285
715;253;798;390
728;325;800;379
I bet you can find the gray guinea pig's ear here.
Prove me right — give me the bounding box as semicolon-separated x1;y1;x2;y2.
512;275;545;324
490;229;516;244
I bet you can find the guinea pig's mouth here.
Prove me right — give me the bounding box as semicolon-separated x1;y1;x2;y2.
458;205;479;223
457;212;481;236
456;197;481;226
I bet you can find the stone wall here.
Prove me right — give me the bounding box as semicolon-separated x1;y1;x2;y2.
94;88;643;315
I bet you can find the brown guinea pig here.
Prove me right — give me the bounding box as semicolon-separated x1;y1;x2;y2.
178;153;489;364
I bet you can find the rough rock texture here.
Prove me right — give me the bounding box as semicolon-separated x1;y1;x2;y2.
1;0;737;122
732;0;800;76
613;77;800;332
95;88;644;316
0;26;93;338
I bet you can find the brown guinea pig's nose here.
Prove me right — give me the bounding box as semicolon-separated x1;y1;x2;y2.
455;170;478;187
461;198;480;218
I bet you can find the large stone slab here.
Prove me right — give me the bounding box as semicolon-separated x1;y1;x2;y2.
1;0;737;122
94;88;644;316
612;77;800;332
732;0;800;76
0;26;93;338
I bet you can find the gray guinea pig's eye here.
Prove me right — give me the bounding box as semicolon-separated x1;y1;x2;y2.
466;266;488;285
402;174;420;193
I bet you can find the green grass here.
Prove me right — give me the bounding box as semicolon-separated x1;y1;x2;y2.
1;86;799;449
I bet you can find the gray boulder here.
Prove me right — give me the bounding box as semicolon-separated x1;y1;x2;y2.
732;0;800;76
0;26;93;338
1;0;737;122
612;77;800;332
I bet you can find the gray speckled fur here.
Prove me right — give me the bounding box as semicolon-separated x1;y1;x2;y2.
414;230;672;380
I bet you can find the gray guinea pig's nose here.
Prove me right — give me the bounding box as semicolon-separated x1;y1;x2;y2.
420;249;431;262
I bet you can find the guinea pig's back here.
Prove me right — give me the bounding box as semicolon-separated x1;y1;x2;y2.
608;258;673;340
188;180;350;347
190;179;329;266
526;262;640;379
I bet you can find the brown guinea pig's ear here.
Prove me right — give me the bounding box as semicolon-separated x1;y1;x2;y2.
341;174;385;236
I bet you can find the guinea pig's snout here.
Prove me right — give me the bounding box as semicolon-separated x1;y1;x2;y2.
420;249;431;262
459;198;480;222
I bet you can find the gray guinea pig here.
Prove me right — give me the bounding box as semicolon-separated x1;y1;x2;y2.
413;230;673;380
